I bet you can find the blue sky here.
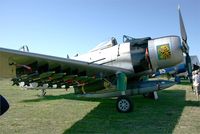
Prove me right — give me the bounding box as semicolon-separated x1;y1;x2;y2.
0;0;199;59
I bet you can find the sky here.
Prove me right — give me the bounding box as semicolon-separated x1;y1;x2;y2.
0;0;199;59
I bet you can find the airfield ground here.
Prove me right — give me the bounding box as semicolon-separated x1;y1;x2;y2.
0;78;200;134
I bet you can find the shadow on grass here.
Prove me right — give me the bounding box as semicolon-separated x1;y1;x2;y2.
177;79;192;86
178;82;192;86
63;90;200;134
185;100;200;107
21;89;199;133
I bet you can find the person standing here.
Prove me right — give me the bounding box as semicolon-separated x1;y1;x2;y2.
192;70;200;100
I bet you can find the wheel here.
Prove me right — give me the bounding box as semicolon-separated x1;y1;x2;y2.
116;96;133;113
143;92;155;99
40;89;46;97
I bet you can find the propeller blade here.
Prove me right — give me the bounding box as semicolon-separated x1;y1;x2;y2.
178;5;189;52
178;6;192;83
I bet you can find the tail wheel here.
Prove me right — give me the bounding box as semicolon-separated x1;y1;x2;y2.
40;89;46;97
116;96;133;113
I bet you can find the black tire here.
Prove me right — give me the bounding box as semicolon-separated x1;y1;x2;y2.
143;93;149;98
143;92;155;99
116;96;133;113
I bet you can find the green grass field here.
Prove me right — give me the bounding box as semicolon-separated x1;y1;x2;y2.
0;79;200;134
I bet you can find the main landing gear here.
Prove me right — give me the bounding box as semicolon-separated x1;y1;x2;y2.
116;72;133;113
116;95;133;113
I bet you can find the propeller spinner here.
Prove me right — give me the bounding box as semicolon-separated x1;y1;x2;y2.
178;6;192;83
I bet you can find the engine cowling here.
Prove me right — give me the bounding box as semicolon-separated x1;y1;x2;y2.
148;36;183;71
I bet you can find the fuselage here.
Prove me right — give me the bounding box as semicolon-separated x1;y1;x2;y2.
73;35;184;77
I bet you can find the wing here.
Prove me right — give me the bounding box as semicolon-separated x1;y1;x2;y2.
0;47;133;80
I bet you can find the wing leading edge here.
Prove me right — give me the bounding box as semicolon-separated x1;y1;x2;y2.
0;47;133;79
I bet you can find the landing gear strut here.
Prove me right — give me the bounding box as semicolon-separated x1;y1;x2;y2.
116;96;133;113
143;91;158;100
116;72;133;113
40;89;46;97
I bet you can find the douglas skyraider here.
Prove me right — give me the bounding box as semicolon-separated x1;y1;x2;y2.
0;7;191;112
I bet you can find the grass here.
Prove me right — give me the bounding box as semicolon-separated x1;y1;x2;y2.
0;78;200;134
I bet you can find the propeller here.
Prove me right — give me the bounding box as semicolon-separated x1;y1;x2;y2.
178;5;193;83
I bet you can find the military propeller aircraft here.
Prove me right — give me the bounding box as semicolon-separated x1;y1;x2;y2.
0;7;192;112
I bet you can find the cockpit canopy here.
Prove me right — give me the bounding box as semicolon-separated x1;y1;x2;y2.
90;35;151;52
90;37;118;52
